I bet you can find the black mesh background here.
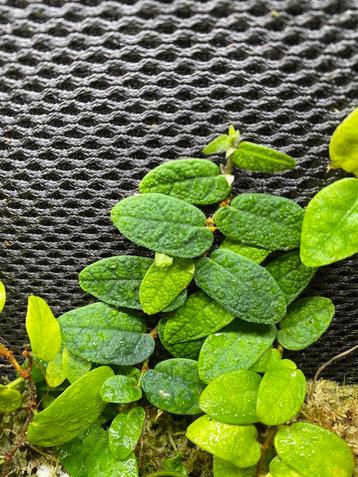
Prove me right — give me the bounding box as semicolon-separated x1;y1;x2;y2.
0;0;357;381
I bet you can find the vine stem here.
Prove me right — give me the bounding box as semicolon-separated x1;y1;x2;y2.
144;472;186;477
256;426;277;477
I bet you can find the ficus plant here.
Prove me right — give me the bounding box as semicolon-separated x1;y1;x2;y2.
0;109;357;477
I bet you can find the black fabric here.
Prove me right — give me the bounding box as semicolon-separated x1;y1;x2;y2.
0;0;357;381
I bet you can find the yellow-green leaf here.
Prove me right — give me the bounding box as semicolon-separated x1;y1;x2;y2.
0;281;6;313
329;107;358;176
46;352;66;388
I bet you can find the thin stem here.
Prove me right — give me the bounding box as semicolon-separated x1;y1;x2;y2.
256;426;277;477
222;154;234;175
144;472;186;477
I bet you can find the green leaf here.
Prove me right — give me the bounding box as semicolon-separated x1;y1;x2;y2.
155;252;173;267
250;348;282;373
198;320;276;383
88;451;138;477
109;407;145;460
186;415;261;469
141;358;205;415
300;178;358;266
162;289;188;312
46;351;66;388
214;194;304;250
25;295;62;362
139;158;231;205
79;255;153;309
111;193;214;258
27;366;114;446
163;455;188;475
139;258;195;315
266;251;317;305
100;375;142;403
213;457;256;477
256;362;306;425
232;141;296;173
274;422;354;477
277;297;335;350
158;317;204;359
269;457;304;477
200;370;261;425
62;348;91;383
0;281;6;313
203;134;233;155
220;239;270;263
59;302;155;365
0;385;22;412
163;291;235;344
329;107;358;176
195;249;286;324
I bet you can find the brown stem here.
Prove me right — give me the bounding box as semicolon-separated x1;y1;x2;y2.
0;344;30;379
256;426;277;477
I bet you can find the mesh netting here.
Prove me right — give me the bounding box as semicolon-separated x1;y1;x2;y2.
0;0;357;381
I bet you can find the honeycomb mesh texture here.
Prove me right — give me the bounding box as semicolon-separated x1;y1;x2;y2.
0;0;357;381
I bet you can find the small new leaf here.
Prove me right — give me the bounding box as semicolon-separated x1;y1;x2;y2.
329;107;358;176
232;141;296;173
0;385;22;413
100;375;142;403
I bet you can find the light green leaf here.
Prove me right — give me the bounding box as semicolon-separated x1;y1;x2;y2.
186;415;261;469
300;178;358;266
256;363;306;425
46;352;66;388
162;289;188;312
198;320;276;383
109;407;145;460
0;281;6;313
200;370;261;425
214;194;304;250
203;134;233;155
277;297;335;350
141;358;205;415
79;255;153;309
100;375;142;403
266;251;317;305
27;366;114;446
250;348;282;373
232;141;296;173
195;249;286;324
269;457;303;477
139;258;195;315
329;107;358;176
139;158;231;205
111;193;214;258
158;317;204;359
59;302;154;365
62;348;91;383
274;422;354;477
25;295;62;362
163;291;235;344
213;457;256;477
163;455;188;474
155;252;173;267
220;239;270;263
0;385;22;412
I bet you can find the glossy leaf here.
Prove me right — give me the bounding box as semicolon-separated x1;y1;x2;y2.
62;348;91;383
232;141;296;173
0;281;6;313
59;302;154;366
139;258;195;315
111;193;214;258
256;363;306;425
46;352;66;388
213;457;255;477
0;385;22;412
109;407;145;460
220;239;270;263
25;295;61;362
198;320;276;383
329;107;358;176
141;358;205;415
163;291;235;344
158;317;204;359
186;415;261;469
139;158;231;204
269;457;303;477
200;370;261;425
79;255;153;309
300;178;358;266
100;375;142;403
266;251;317;305
162;289;188;312
278;297;335;350
274;422;354;477
195;249;286;324
250;348;282;373
27;366;114;446
214;193;304;250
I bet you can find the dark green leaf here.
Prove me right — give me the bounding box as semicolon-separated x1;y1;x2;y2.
158;317;204;359
109;407;145;460
213;457;255;477
329;107;358;176
232;141;296;173
220;239;270;263
100;375;142;403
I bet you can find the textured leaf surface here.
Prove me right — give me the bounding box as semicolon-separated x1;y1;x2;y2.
195;249;286;324
100;375;142;403
139;258;194;314
46;352;66;388
25;296;61;362
62;348;91;383
139;158;231;204
158;317;204;359
202;134;233;155
329;107;358;176
0;281;5;313
200;370;261;425
186;415;261;469
232;141;296;173
141;358;205;415
256;363;306;425
198;320;276;383
300;178;358;266
213;457;255;477
111;193;214;258
220;239;270;263
79;255;153;309
109;407;145;460
266;251;317;305
59;302;154;365
250;348;282;373
269;457;303;477
214;194;304;250
278;297;335;350
274;422;354;477
164;291;235;344
162;289;187;312
0;385;22;412
27;366;113;446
